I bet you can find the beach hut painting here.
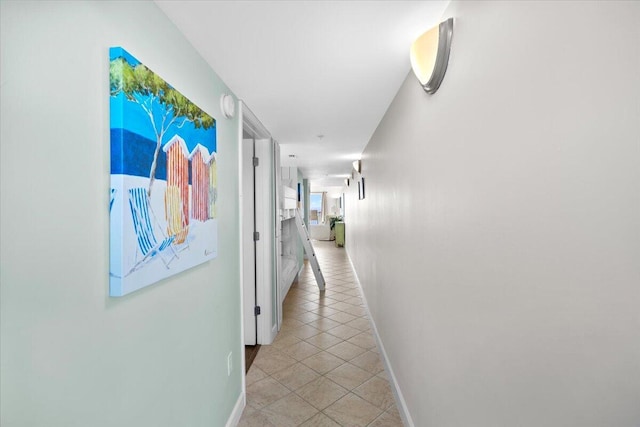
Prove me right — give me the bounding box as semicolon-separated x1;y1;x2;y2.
109;47;218;297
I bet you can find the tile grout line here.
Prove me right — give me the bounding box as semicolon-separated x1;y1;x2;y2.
240;241;403;427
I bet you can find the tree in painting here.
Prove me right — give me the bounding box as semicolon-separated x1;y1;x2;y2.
109;57;215;196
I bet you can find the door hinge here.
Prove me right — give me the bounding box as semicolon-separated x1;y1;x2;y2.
254;306;261;316
253;231;260;241
253;157;259;167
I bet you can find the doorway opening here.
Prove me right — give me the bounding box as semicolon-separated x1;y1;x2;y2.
241;102;279;373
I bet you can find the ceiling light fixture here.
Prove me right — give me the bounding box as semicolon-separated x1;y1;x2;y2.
352;160;361;174
410;18;454;94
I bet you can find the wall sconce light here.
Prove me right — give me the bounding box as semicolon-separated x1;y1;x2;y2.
410;18;454;94
352;160;361;174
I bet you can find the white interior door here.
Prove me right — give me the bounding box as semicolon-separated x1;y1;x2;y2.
242;138;256;345
254;138;276;344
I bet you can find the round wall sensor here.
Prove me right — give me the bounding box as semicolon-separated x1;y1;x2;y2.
220;94;235;119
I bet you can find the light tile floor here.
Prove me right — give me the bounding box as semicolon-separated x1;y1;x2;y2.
239;241;403;427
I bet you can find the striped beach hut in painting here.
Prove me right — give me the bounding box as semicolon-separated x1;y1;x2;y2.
189;144;213;222
209;152;217;219
162;135;190;243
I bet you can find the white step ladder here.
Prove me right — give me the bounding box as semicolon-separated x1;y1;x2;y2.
294;210;325;291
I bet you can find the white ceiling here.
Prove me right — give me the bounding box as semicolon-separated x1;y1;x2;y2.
156;0;449;189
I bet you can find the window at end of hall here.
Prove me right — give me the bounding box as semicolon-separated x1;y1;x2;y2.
310;192;322;224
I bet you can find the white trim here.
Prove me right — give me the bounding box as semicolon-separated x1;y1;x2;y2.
240;100;270;139
225;391;245;427
237;102;247;397
347;255;415;427
273;142;283;334
255;138;275;345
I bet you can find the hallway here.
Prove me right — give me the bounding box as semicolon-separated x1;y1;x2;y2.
239;241;402;426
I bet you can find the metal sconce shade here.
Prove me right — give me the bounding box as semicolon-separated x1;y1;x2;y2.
352;160;361;173
410;18;453;94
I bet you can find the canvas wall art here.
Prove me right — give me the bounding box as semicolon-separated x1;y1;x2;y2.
109;47;218;297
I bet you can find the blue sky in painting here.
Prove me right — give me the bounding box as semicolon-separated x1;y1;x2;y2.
109;47;216;159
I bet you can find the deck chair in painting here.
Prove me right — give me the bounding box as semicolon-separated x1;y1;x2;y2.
164;185;190;252
110;188;116;212
127;187;177;275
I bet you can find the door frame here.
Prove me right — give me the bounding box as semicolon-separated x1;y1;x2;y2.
239;101;278;346
241;137;257;345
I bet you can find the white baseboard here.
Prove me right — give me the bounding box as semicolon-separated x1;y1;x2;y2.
347;256;415;427
225;391;245;427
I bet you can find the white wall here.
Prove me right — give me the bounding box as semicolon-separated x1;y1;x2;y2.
0;2;242;426
325;197;340;217
346;1;640;426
